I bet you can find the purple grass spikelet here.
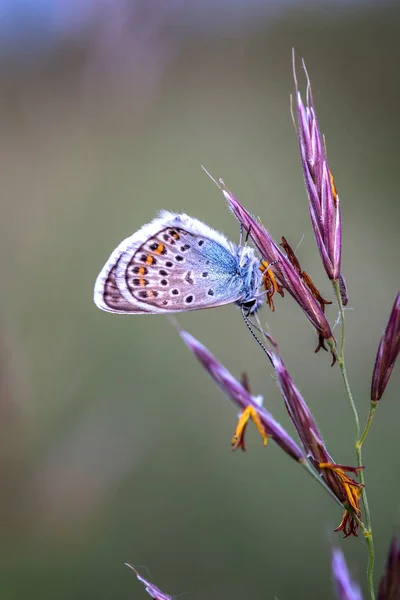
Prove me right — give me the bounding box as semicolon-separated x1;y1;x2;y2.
292;50;343;285
178;328;305;462
378;534;400;600
125;564;172;600
261;332;363;537
371;290;400;403
332;549;363;600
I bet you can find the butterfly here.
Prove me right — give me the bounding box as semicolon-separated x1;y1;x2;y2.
93;211;265;316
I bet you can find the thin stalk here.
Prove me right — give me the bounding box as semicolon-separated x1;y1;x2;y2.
358;403;378;449
332;279;375;600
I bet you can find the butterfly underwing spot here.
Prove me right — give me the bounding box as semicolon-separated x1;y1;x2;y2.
198;240;204;246
139;291;148;298
165;261;173;267
202;272;208;277
146;255;156;265
132;278;149;286
145;240;167;256
162;300;168;306
180;244;190;251
175;255;184;262
159;269;168;276
161;280;168;286
208;289;214;296
185;272;194;285
101;265;150;313
171;289;179;295
133;266;148;275
185;295;193;303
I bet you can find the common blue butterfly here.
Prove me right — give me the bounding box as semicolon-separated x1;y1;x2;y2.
93;211;264;315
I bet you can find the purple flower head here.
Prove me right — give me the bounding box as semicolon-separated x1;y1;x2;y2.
125;564;172;600
292;51;342;283
378;534;400;600
371;290;400;402
179;328;304;462
202;167;335;353
332;549;363;600
264;332;363;537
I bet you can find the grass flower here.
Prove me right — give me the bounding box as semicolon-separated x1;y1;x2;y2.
292;52;342;285
332;548;363;600
202;167;335;356
371;290;400;403
178;329;304;462
378;534;400;600
180;321;362;537
125;564;172;600
264;332;363;537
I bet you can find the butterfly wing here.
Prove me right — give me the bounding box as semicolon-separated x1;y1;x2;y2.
94;245;153;314
94;211;244;314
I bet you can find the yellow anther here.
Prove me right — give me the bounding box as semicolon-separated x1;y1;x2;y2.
232;405;268;451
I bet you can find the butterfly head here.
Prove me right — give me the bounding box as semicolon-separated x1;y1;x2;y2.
235;245;264;314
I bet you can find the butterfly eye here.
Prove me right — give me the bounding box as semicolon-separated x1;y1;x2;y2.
242;299;256;310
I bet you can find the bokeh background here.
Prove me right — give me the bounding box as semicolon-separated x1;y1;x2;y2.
1;2;399;599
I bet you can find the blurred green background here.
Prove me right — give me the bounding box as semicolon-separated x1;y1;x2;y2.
1;3;399;599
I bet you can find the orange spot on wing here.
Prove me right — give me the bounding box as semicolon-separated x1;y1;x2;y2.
139;278;146;287
138;266;146;275
146;255;154;265
172;232;180;240
155;244;165;255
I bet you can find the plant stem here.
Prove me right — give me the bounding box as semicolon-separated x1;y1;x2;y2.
358;403;377;449
332;279;375;600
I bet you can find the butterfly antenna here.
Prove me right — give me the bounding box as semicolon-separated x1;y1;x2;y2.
240;305;271;360
249;313;270;340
